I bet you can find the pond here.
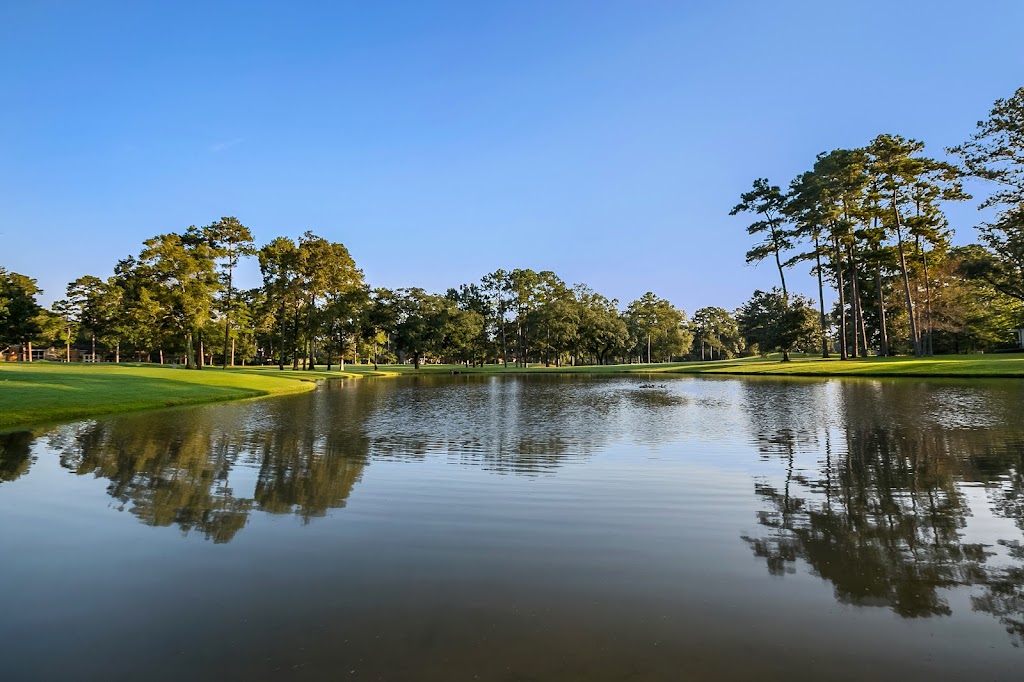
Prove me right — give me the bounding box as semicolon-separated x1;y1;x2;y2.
1;374;1023;680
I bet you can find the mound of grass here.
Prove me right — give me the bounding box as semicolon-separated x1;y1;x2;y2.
0;363;386;429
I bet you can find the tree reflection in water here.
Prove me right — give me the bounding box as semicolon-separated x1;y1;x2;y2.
741;379;1024;644
44;380;377;543
0;430;35;483
37;375;685;543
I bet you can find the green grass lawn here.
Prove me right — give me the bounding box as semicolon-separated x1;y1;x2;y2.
2;354;1022;429
344;353;1024;378
0;363;394;429
656;353;1024;377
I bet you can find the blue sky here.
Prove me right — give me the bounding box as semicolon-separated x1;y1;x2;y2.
2;1;1022;312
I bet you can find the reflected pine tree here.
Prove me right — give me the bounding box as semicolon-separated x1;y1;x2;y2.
741;380;1024;640
0;431;35;483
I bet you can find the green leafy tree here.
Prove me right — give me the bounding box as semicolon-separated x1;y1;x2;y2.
575;285;629;365
957;208;1024;306
867;134;966;356
65;275;109;361
295;232;364;370
785;170;833;357
0;269;44;360
738;289;819;359
481;269;512;367
507;268;541;366
201;217;255;367
50;298;78;362
951;86;1024;306
731;178;794;298
360;288;399;369
392;288;453;369
812;149;873;358
625;292;692;363
446;283;495;366
112;257;163;362
951;85;1024;211
930;246;1024;352
139;230;219;369
691;306;743;359
258;236;303;369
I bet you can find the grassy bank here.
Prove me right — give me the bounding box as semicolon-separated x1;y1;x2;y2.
655;354;1024;378
344;353;1024;378
0;363;393;429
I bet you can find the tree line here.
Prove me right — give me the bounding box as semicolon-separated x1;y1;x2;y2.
731;86;1024;359
1;223;722;368
2;86;1023;367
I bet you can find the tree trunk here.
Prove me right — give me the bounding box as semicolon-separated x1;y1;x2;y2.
849;244;868;357
292;304;301;370
772;217;790;362
501;322;507;368
768;218;788;297
895;224;921;356
198;334;205;369
892;191;921;356
222;251;233;369
414;353;421;370
815;237;829;358
185;332;197;369
230;337;235;367
875;264;889;357
91;334;96;363
833;235;848;360
115;341;120;364
920;244;934;356
159;347;164;365
65;328;71;363
278;306;286;370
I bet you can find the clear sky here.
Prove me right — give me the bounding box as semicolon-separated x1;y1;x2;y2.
2;1;1022;312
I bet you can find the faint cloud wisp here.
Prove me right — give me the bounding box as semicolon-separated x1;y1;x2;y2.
209;138;243;153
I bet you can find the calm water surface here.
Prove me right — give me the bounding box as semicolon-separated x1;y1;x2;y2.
2;375;1024;680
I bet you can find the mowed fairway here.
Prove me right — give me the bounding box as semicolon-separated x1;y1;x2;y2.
0;363;389;429
374;353;1024;378
656;353;1024;377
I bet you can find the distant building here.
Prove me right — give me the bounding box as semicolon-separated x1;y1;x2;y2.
0;345;100;362
1013;326;1024;349
0;345;43;361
